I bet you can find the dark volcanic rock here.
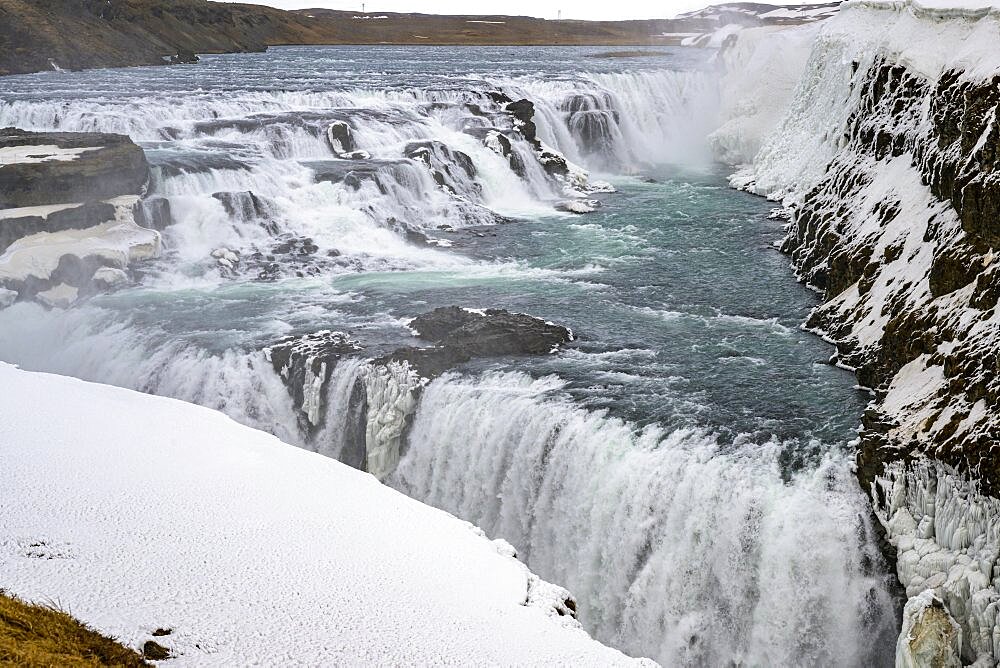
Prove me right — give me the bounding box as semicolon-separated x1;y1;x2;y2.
0;128;149;208
411;306;572;355
539;150;570;178
404;141;479;197
505;99;541;149
779;59;1000;495
136;196;173;231
326;120;356;155
379;306;573;378
169;50;200;64
264;331;362;428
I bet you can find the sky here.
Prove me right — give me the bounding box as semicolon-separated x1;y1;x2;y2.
223;0;835;21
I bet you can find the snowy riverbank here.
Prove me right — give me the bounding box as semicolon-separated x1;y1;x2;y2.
0;362;652;665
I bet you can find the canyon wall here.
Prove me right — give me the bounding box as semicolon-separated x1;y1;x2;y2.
732;1;1000;664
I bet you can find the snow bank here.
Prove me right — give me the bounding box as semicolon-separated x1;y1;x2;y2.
0;363;652;666
0;144;101;164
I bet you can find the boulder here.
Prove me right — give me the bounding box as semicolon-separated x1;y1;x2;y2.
538;150;570;178
326;120;356;155
169;50;200;65
556;199;601;214
411;306;571;354
896;591;962;668
91;267;130;290
505;99;540;148
34;283;79;309
142;640;171;660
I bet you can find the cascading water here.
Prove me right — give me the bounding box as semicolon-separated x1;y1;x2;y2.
0;46;898;665
392;371;894;665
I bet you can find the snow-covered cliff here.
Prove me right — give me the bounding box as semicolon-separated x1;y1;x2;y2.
0;363;653;666
727;1;1000;665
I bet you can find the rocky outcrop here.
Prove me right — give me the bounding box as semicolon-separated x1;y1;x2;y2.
0;129;159;308
264;331;362;429
733;3;1000;664
264;307;573;479
776;57;1000;495
404;141;481;199
0;128;148;208
495;97;616;200
379;306;573;379
896;590;963;668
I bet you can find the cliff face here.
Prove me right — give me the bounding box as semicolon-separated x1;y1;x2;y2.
783;55;1000;496
732;2;1000;664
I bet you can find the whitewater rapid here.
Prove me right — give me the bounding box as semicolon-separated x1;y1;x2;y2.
0;46;898;665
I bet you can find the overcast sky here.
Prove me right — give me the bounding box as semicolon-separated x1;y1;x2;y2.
225;0;833;21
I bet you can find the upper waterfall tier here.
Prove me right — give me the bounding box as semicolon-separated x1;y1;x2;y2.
0;52;717;288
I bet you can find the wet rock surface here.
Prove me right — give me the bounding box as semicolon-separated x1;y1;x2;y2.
264;308;573;478
380;306;573;378
264;331;362;429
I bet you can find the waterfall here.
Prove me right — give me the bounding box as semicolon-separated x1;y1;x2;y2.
391;371;899;666
0;69;717;282
0;50;899;666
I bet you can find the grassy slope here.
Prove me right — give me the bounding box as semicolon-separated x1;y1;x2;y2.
0;591;148;667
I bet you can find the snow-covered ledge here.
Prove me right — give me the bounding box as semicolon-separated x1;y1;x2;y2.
0;363;653;666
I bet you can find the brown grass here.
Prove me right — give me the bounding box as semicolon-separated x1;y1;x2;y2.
0;590;149;667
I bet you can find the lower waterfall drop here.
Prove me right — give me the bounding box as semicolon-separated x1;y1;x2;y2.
391;371;899;666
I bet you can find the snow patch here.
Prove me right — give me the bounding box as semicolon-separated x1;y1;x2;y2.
0;145;101;165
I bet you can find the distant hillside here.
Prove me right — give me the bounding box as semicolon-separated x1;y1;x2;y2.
0;0;838;76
